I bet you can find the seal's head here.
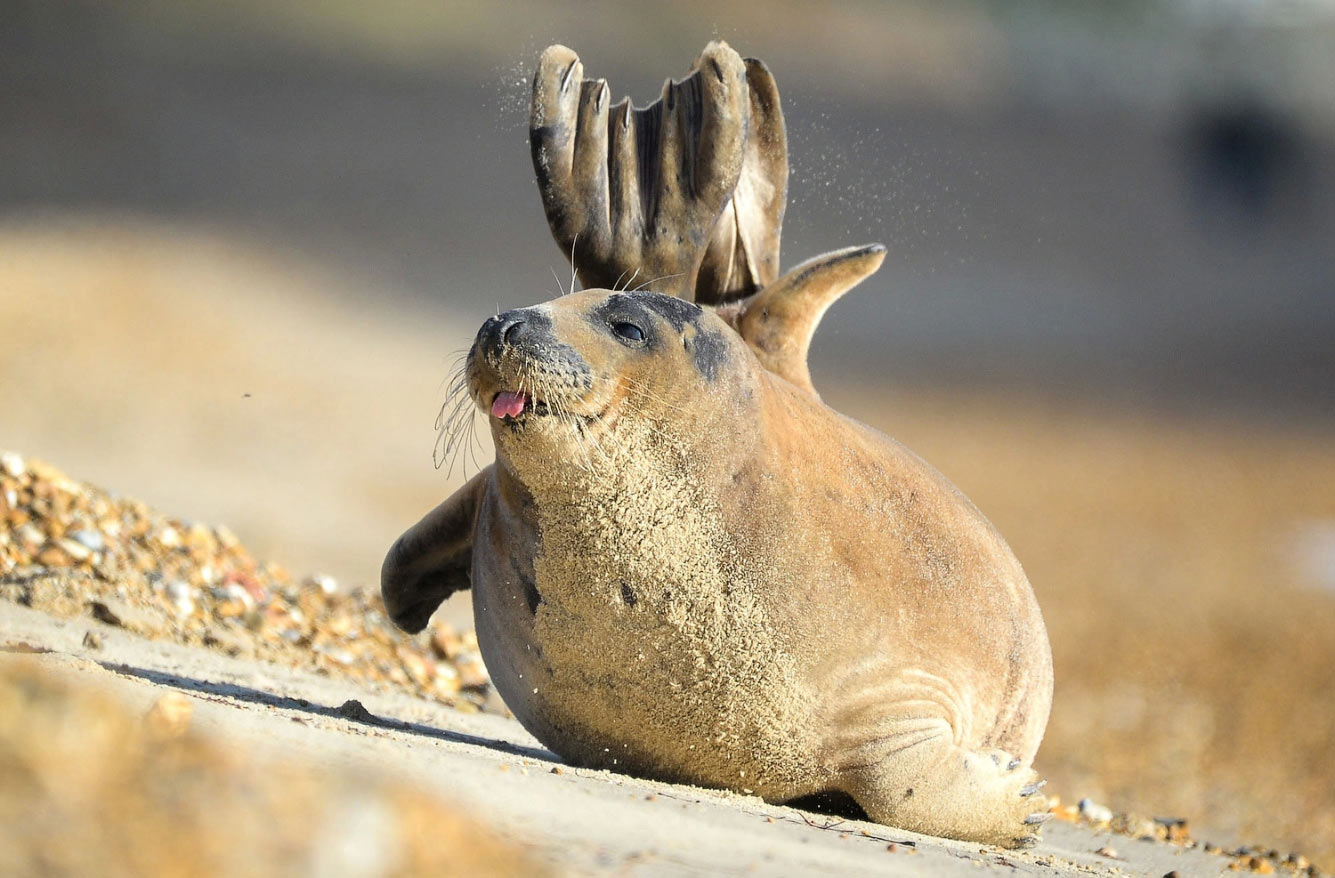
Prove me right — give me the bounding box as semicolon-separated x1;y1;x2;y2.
467;289;753;476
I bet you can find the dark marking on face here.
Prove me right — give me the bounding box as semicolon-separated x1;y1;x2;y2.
591;291;729;382
626;291;703;332
589;294;656;348
683;325;728;382
619;582;637;606
476;307;590;384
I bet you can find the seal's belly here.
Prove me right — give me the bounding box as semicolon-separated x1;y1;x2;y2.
474;528;823;798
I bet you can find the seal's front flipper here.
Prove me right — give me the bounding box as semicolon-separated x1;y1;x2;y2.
381;468;490;634
727;243;886;396
530;42;786;304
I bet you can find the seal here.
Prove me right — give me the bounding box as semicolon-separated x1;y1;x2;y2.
382;42;1053;848
383;268;1053;848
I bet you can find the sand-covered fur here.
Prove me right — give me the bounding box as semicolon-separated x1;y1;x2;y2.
383;287;1053;847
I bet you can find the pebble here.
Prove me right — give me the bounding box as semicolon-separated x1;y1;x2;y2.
57;536;93;562
335;699;377;723
397;647;435;686
0;449;493;715
457;653;490;690
164;581;196;617
37;545;71;567
431;624;464;660
69;529;105;553
220;582;254;609
1078;797;1114;824
16;523;45;549
1;451;24;478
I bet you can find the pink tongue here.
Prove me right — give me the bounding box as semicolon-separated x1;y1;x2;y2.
491;391;528;419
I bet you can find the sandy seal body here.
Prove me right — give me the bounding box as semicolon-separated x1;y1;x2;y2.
383;284;1053;847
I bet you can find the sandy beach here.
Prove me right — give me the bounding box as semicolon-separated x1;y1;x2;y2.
4;4;1333;871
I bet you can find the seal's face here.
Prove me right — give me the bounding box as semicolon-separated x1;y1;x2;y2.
467;288;744;469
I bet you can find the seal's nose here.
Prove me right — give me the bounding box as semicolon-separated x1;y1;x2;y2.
478;309;534;361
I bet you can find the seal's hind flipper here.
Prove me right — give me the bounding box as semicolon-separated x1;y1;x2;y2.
530;42;787;304
731;244;886;396
381;468;490;634
696;57;788;305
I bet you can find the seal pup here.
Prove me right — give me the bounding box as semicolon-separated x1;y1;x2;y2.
383;275;1054;848
383;43;1053;847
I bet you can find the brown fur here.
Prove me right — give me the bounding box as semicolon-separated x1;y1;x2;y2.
383;288;1053;847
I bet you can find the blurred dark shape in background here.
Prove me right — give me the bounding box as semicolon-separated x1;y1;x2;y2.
1184;99;1310;231
2;0;1332;418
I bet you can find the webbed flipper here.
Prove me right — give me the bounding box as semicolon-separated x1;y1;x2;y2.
530;42;787;303
381;467;490;633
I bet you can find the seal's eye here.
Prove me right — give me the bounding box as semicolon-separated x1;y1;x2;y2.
612;321;646;343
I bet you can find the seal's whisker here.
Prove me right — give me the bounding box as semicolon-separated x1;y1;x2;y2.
533;369;591;473
555;376;599;473
569;233;579;295
613;379;683;456
466;417;484;474
435;354;482;477
615;266;641;292
550;266;566;297
629;271;684;293
621;377;690;417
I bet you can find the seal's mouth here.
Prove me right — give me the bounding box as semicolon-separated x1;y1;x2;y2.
491;390;528;419
487;386;616;433
489;390;555;421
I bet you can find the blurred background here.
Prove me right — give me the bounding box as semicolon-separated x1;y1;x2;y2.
2;0;1333;864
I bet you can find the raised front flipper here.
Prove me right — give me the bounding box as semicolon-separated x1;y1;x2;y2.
381;468;490;633
530;42;787;304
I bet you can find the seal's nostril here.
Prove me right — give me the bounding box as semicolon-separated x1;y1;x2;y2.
503;318;526;345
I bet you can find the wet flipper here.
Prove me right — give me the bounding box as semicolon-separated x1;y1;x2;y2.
381;468;490;633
